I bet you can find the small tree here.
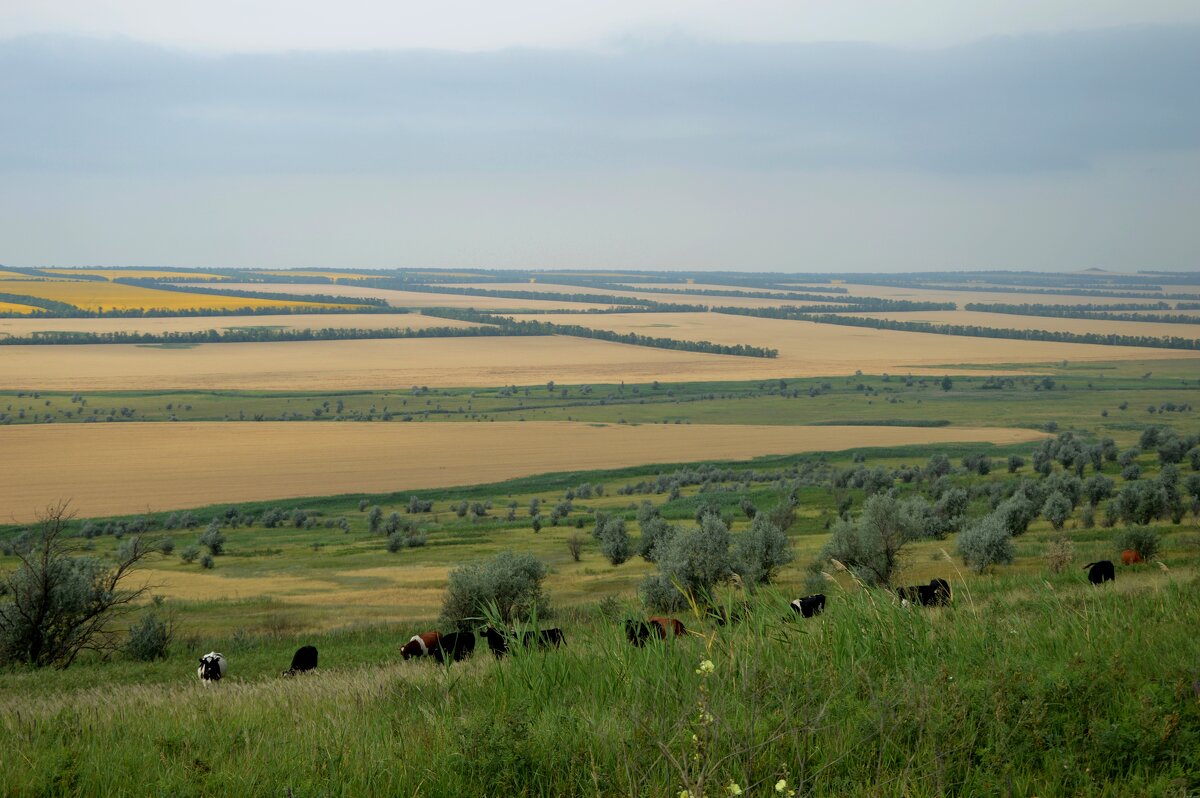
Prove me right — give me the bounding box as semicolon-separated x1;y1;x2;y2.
819;492;922;586
440;551;549;629
1042;492;1072;531
566;533;584;562
732;513;793;586
640;513;732;611
1115;527;1160;560
596;516;631;565
956;513;1015;574
368;505;383;534
199;520;226;555
0;504;156;669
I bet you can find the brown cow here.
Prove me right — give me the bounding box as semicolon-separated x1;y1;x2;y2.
1121;549;1143;566
401;631;442;660
648;616;686;638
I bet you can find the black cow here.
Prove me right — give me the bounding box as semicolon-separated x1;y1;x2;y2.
521;628;566;650
790;594;826;618
898;578;952;607
433;631;476;664
482;627;565;658
283;645;318;676
1084;560;1115;585
626;617;685;646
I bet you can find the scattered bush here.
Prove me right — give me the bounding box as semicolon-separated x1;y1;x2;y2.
1046;536;1075;574
1115;527;1160;560
125;611;173;661
956;513;1015;574
179;545;201;564
440;551;549;628
199;554;215;569
640;513;732;611
732;513;793;586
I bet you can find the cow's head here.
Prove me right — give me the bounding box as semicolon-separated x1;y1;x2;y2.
198;654;223;681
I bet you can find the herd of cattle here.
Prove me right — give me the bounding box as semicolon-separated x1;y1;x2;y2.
196;563;1123;683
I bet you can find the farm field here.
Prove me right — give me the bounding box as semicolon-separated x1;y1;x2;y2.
0;421;1046;521
851;309;1200;338
248;270;387;281
0;311;477;337
0;279;361;313
831;282;1176;306
39;268;232;281
173;282;624;311
445;281;829;309
506;311;1200;372
5;314;1199;391
0;300;35;314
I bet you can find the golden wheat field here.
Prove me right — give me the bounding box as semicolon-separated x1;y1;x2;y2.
0;421;1047;521
851;310;1200;339
174;282;622;311
0;269;36;280
0;311;480;338
507;312;1200;373
0;301;35;314
39;268;230;281
0;280;361;313
5;314;1198;392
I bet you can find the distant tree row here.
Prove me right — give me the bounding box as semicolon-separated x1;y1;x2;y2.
0;325;506;346
781;313;1200;350
966;302;1200;324
422;309;780;358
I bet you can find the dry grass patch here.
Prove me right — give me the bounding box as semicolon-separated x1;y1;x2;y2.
0;421;1045;521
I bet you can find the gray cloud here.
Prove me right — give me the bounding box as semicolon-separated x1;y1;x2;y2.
2;27;1198;177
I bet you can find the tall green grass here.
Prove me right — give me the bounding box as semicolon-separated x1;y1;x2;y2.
3;574;1197;796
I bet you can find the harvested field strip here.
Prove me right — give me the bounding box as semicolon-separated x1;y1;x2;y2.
443;281;828;309
0;421;1046;521
835;283;1171;307
0;280;352;312
4;322;1199;392
173;282;623;311
0;312;479;337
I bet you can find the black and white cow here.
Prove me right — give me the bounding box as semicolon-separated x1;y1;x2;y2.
790;594;826;618
197;651;227;684
283;645;318;676
1084;560;1115;585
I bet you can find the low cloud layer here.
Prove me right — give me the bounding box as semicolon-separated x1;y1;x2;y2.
1;28;1198;270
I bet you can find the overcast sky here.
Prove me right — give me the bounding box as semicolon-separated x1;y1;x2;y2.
1;2;1198;272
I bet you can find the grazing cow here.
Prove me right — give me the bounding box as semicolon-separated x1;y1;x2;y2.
401;631;442;660
197;651;227;684
625;617;685;646
1121;549;1144;566
433;631;475;664
283;645;318;676
1084;560;1115;585
521;628;566;650
898;579;952;607
790;594;826;618
482;627;566;657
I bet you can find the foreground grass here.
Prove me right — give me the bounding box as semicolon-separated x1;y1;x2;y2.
2;575;1198;797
